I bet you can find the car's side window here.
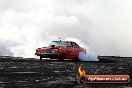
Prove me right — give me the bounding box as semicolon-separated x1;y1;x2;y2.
65;42;72;48
71;42;75;48
74;42;80;48
70;42;79;48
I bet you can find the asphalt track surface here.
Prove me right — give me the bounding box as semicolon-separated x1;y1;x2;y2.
0;56;132;88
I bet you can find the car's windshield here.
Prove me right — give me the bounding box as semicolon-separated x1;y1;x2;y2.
49;41;64;47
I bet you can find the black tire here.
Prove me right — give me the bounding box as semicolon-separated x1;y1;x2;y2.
40;56;42;60
74;57;79;61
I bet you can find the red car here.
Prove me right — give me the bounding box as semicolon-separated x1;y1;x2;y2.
35;41;86;60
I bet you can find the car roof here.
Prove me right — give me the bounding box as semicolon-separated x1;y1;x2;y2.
52;41;75;43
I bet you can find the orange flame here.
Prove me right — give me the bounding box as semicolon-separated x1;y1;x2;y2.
78;65;86;76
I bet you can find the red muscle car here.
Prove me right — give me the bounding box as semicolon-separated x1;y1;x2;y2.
35;41;86;60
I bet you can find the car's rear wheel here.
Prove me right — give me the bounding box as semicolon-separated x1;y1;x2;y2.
74;57;79;61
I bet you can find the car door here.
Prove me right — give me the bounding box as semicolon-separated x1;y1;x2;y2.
64;42;74;58
71;42;80;57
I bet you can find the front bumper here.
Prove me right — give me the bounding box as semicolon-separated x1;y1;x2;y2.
35;53;61;58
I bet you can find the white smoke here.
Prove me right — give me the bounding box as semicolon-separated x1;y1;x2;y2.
78;52;98;61
0;0;132;58
65;38;98;61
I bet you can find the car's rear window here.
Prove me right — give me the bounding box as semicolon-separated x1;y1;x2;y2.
49;41;65;47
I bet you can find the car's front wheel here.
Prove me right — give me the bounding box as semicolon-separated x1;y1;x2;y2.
60;52;66;60
40;56;42;60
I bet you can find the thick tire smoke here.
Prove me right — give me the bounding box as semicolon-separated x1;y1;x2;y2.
78;52;98;61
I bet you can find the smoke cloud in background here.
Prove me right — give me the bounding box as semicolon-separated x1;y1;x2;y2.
0;0;132;58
